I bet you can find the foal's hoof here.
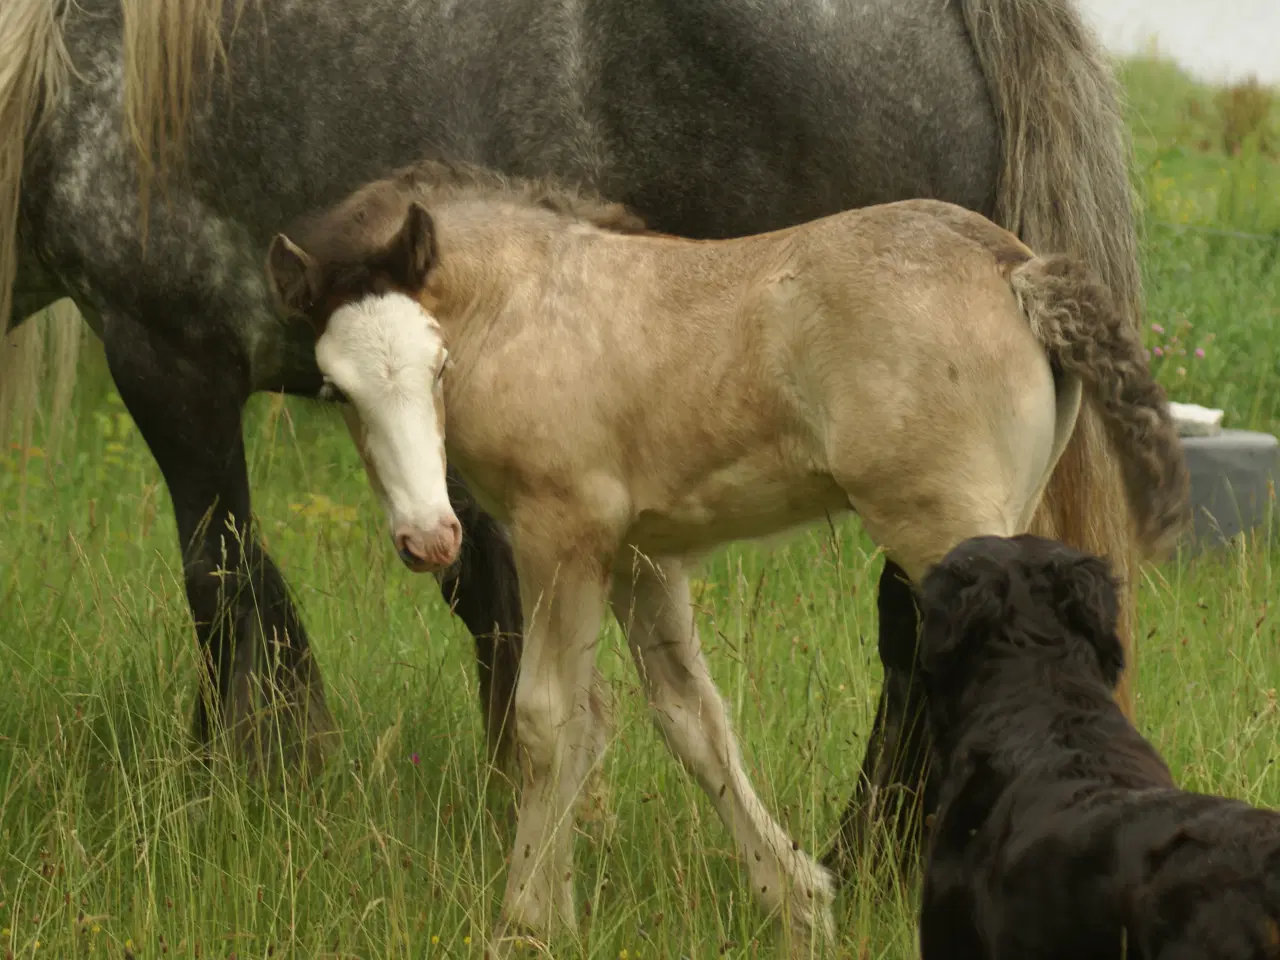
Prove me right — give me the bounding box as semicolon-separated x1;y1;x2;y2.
486;927;551;959
782;856;837;955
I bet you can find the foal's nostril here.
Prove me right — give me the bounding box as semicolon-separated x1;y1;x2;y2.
393;522;459;572
394;532;425;566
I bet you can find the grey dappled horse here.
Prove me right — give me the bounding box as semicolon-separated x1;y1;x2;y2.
1;0;1142;875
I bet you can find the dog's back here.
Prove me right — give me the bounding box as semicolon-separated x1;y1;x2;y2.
1127;796;1280;959
917;534;1280;960
971;780;1280;959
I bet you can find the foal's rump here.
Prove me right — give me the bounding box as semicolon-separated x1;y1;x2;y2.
813;201;1186;578
820;258;1065;580
902;200;1189;556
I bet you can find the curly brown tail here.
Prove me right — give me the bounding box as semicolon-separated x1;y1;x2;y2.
1011;255;1191;558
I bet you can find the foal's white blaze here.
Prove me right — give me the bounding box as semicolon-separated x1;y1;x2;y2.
315;292;461;573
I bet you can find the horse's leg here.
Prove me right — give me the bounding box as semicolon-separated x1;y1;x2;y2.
610;549;835;952
435;474;615;830
823;559;935;881
101;313;336;777
436;470;523;781
493;530;609;952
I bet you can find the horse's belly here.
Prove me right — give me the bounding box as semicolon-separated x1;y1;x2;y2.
626;467;850;556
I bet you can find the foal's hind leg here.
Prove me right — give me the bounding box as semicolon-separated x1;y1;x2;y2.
102;312;336;778
824;559;935;881
611;549;835;951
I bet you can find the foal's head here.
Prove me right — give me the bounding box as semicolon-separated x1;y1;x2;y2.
264;202;461;574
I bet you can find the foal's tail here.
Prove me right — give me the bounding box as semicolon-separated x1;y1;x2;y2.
1011;255;1191;558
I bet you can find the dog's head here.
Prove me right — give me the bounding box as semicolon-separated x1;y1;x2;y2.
917;534;1125;705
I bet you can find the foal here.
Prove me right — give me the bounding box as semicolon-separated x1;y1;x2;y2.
264;160;1189;954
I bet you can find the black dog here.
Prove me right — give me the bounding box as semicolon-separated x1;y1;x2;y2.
916;533;1280;960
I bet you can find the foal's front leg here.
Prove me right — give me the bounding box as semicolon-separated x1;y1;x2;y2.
493;531;611;952
610;549;835;951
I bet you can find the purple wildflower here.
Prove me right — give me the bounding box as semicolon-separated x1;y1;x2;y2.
1151;322;1165;334
1153;346;1164;357
410;753;421;766
1194;347;1206;359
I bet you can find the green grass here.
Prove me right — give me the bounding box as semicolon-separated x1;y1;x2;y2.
3;55;1280;960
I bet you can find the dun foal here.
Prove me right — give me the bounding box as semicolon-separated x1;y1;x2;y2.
264;161;1189;953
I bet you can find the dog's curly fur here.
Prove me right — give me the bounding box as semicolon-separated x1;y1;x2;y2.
917;534;1280;960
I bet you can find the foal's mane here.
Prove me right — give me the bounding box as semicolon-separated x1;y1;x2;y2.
290;157;649;268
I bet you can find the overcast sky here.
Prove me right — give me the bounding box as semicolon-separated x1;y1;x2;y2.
1075;0;1279;86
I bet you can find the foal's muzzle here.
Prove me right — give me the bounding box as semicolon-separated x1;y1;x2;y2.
393;516;462;573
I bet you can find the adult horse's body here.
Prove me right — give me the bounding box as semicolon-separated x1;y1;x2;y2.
1;0;1142;869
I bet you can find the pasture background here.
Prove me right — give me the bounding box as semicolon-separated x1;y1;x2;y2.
2;56;1279;959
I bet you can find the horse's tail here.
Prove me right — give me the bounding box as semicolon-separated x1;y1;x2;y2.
957;0;1147;707
1012;254;1190;558
118;0;256;229
1;0;70;329
0;0;74;446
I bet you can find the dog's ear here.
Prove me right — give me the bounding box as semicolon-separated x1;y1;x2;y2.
1050;552;1125;687
918;563;1011;687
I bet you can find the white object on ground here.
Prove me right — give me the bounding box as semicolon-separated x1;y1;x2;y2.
1168;401;1224;437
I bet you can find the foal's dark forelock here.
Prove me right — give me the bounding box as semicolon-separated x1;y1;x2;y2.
5;0;1141;877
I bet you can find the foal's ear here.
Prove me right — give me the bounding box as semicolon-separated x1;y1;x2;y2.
1050;552;1125;688
266;233;323;317
387;201;438;290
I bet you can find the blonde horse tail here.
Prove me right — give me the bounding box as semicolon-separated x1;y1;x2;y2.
1013;254;1191;558
3;0;255;449
0;0;73;448
119;0;257;232
958;0;1147;710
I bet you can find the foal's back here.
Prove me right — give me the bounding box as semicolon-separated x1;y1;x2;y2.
581;200;1060;567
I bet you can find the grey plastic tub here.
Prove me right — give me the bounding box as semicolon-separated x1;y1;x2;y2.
1180;429;1279;549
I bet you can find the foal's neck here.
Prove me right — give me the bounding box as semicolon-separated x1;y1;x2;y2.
426;199;574;335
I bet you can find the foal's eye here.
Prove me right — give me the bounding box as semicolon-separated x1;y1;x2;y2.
318;378;349;404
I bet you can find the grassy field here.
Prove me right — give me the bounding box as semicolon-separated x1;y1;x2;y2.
2;55;1279;960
